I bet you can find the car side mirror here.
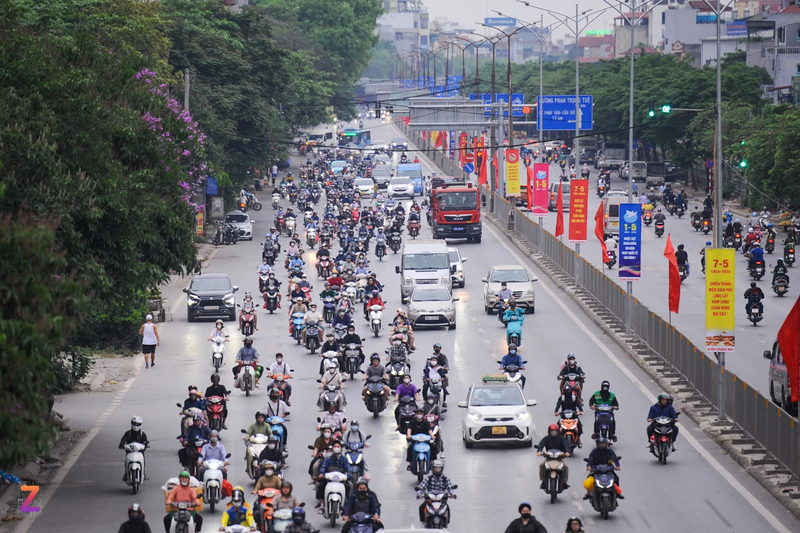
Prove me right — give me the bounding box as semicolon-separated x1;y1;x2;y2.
450;265;457;274
461;258;468;263
453;298;460;301
457;401;467;408
182;287;189;293
763;350;772;360
480;277;488;283
395;266;401;274
526;399;538;406
233;286;240;292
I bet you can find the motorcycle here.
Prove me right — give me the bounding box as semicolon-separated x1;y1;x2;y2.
206;396;226;432
253;488;280;533
734;233;743;250
397;395;417;433
318;259;332;279
409;434;433;482
596;185;605;198
272;193;281;209
691;218;702;232
268;416;288;452
345;438;371;480
655;221;665;238
605;250;617;269
291;312;305;344
210;339;226;373
643;211;652;226
322;297;336;323
248;197;263;212
724;234;735;249
594;404;616;441
750;259;766;280
319;383;344;411
561;373;584;405
124;442;146;495
419;489;457;529
506;314;524;347
264;287;279;314
285;218;296;237
702;219;712;234
766;235;776;254
498;361;527;388
748;304;764;326
262;247;276;267
387;352;410;392
307;228;317;249
427;374;445;406
272;507;294;533
584;459;621;519
785;245;796;266
495;298;511;323
168;501;198;533
679;264;688;283
267;374;292;404
408;221;421;239
321;471;348;527
347;512;377;533
649;417;676;464
388;232;402;253
558;410;581;453
368;305;383;337
375;241;386;260
178;405;205;437
675;205;685;218
242;431;270;480
236;363;257;397
239;306;255;336
202;455;230;513
343;343;361;379
305;320;321;354
364;376;388;418
773;274;790;297
333;323;348;342
537;448;567;503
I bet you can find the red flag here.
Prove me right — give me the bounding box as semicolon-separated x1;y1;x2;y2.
526;166;534;211
777;296;800;402
493;152;499;191
555;182;564;238
664;234;681;314
594;203;608;263
434;132;443;148
478;152;488;185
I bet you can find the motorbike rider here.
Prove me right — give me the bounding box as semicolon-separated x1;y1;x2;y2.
675;244;689;275
503;503;548;533
263;272;282;309
208;319;230;342
732;218;743;234
284;240;301;269
272;481;302;511
589;381;619;440
503;300;525;323
316;442;350;509
318;361;346;411
558;354;585;404
257;434;287;472
267;353;293;405
415;460;453;523
316;246;332;277
298;274;313;292
582;437;621;500
422;356;448;405
204;374;229;429
646;393;680;449
362;353;391;400
342;478;381;533
364;275;383;296
365;289;385;316
164;471;203;533
406;405;437;469
536;424;571;491
253;460;283;491
394;374;420;425
342;325;365;366
320;334;342;373
500;343;526;389
284;507;315;533
119;416;149;482
564;516;586;533
239;292;259;331
553;391;584;440
773;258;790;286
495;282;514;305
233;337;263;388
390;315;416;352
320;282;338;300
288;297;308;336
332;307;353;329
196;430;228;479
119;503;152;533
744;282;765;317
748;240;765;272
220;487;255;530
604;236;617;264
653;208;666;227
318;401;347;432
310;425;336;482
263;388;290;425
302;303;324;345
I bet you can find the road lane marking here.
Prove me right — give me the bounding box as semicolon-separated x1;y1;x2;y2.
484;223;793;533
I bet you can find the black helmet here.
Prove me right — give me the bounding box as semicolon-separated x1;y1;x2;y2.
658;393;670;402
270;388;281;399
267;435;279;447
255;411;266;421
601;380;610;391
281;481;293;491
211;373;220;383
370;353;380;361
677;244;684;251
750;281;757;288
128;503;143;521
244;337;254;347
596;436;609;449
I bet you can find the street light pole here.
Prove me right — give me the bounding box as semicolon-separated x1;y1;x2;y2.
472;32;504;212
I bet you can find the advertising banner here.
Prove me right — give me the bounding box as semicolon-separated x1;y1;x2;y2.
705;248;736;352
506;149;521;195
568;179;588;243
532;163;549;217
459;133;468;166
618;203;642;281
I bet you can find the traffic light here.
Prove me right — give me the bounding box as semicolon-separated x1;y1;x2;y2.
648;100;655;118
661;105;671;113
740;159;747;168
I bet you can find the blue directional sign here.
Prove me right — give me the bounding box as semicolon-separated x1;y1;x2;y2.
482;93;492;117
463;163;475;174
537;95;593;131
484;17;517;26
495;93;525;117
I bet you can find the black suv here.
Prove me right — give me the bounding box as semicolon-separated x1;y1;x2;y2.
183;273;239;322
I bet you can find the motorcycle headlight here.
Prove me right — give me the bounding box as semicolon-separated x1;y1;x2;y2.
467;410;481;421
223;294;235;306
516;410;530;421
188;295;200;307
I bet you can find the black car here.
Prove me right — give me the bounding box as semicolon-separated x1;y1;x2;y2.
184;273;239;322
391;137;408;150
579;149;597;165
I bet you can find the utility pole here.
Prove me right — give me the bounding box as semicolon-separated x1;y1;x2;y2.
184;68;190;112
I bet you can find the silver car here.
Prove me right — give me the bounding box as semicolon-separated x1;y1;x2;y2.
406;285;458;330
448;247;467;288
387;177;415;199
459;378;537;448
224;212;253;240
482;265;538;314
372;167;392;189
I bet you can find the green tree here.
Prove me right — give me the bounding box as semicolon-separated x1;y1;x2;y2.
363;40;398;80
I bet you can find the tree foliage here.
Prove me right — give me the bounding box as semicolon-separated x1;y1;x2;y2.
363;40;398;80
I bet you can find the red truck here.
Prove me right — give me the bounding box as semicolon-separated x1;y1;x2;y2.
430;181;482;243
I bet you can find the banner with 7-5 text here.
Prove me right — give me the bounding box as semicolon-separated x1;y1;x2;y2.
705;248;735;352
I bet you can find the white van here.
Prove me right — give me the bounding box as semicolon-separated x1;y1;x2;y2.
395;240;452;302
603;190;628;238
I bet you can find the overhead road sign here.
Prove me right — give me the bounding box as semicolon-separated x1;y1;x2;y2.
484;17;516;26
537;95;593;131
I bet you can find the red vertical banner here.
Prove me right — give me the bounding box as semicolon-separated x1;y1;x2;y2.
568;179;589;243
555;183;564;238
458;133;468;166
526;166;534;211
531;163;549;217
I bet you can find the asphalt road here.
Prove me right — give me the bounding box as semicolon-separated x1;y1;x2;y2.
17;122;799;533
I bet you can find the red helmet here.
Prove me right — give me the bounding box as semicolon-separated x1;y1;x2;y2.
548;423;559;433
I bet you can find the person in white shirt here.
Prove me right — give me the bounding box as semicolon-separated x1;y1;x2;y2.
139;314;160;369
208;319;230;342
267;353;293;406
239;292;259;331
302;303;324;344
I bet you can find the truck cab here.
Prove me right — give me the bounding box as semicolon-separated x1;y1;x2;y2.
430;182;481;243
763;340;797;415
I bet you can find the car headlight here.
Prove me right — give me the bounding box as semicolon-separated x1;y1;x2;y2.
467;410;481;421
407;306;418;314
440;276;449;284
404;277;413;285
524;289;535;296
444;306;454;313
516;410;530;421
188;295;200;307
223;294;235;306
457;271;464;278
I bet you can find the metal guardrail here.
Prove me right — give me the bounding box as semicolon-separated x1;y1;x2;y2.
482;191;799;480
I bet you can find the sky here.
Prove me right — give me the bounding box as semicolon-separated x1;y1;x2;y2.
423;0;626;41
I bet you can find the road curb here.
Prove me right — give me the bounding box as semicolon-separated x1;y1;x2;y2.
482;211;800;520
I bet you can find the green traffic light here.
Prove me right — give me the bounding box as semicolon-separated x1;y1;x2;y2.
661;105;671;113
648;110;655;117
740;160;747;168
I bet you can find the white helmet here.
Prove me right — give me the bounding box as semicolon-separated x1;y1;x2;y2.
131;416;143;431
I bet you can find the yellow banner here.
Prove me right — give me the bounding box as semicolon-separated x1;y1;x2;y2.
506;148;521;195
196;209;204;237
705;248;735;352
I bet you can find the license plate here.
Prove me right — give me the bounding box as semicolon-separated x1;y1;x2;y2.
610;221;618;227
204;306;219;310
453;227;464;231
425;316;438;321
492;427;507;435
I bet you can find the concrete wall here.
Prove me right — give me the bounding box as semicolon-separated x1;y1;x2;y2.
664;9;718;46
614;25;649;57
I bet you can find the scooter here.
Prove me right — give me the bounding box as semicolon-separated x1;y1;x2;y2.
734;233;743;250
202;455;230;513
236;363;257;397
321;471;348;527
427;374;445;406
239;306;255;336
242;431;270;480
206;396;226;432
307;228;317;249
318;259;332;279
649;417;676;464
291;313;305;344
268;416;289;452
322;297;336;323
537;447;567;503
387;353;410;391
267;374;292;404
375;241;386;260
408;221;421;239
594;404;616;442
319;383;344;412
285;218;296;237
334;323;349;342
750;259;766;280
345;438;371;480
506;315;524;346
348;512;378;533
419;488;457;529
368;305;383;337
124;442;146;495
605;250;617;269
305;320;321;354
643;211;653;226
655;221;665;238
210;339;226;373
272;507;294;533
409;434;433;482
262;247;276;267
178;405;205;437
558;410;581;453
748;305;764;326
253;488;280;533
397;395;417;434
773;274;790;297
692;218;702;232
585;459;621;519
679;264;688;283
343;343;361;379
168;501;198;533
702;219;712;234
785;246;796;266
498;361;527;388
264;287;279;314
364;376;389;418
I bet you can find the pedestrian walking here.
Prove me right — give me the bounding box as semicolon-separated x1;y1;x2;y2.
139;314;160;368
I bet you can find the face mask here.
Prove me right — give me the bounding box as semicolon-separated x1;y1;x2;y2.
510;350;516;355
329;368;336;373
403;378;411;384
427;398;434;404
430;361;438;366
180;479;189;487
358;490;367;496
265;469;274;476
323;431;331;438
267;444;276;449
549;431;558;437
415;414;423;420
333;447;342;454
521;512;532;520
233;501;242;509
351;425;359;432
217;325;223;329
277;358;283;364
602;386;609;392
210;437;218;443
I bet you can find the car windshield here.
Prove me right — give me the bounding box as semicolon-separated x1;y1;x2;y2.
397;168;422;179
373;169;390;176
412;288;451;302
448;251;459;262
225;214;248;223
490;269;529;283
391;178;411;185
403;253;449;270
393;138;406;144
191;277;231;291
471;387;524;407
354;179;373;187
439;191;477;211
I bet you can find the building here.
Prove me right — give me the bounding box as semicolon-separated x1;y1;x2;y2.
663;1;735;50
578;33;615;61
614;13;650;58
746;1;800;101
376;0;431;56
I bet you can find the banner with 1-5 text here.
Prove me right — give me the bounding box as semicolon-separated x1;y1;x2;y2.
532;163;549;217
619;203;642;281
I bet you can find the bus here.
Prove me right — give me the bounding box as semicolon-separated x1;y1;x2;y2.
338;129;371;147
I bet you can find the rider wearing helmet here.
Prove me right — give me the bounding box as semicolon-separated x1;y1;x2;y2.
500;343;526;389
221;486;255;529
343;478;382;532
646;393;680;449
119;416;149;482
744;281;765;317
536;423;571;492
239;291;259;331
362;353;390;399
416;460;455;523
208;318;230;342
264;388;290;423
164;471;203;533
254;460;283;491
675;243;689;275
244;412;273;441
504;503;548;533
583;437;622;500
273;481;301;511
119;503;150;533
258;434;287;470
204;373;229;428
284;507;313;533
234;337;263;388
589;380;619;441
558;354;586;404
